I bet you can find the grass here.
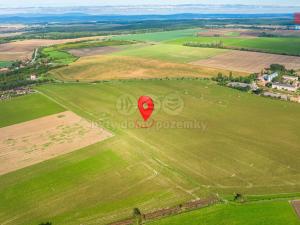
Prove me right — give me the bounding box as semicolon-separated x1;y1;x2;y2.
1;80;300;224
168;37;300;56
35;80;300;195
49;55;247;81
147;201;300;225
0;93;65;127
113;43;227;63
0;61;12;68
112;28;202;42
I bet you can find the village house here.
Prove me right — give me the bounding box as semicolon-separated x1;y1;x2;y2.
272;82;298;92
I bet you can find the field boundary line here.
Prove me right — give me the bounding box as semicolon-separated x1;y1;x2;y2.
37;89;115;137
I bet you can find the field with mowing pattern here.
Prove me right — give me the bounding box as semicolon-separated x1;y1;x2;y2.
1;79;299;224
169;37;300;56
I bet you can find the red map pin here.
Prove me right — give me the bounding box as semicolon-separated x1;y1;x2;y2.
138;96;154;121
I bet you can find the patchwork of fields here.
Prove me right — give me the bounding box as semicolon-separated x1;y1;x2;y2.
0;110;112;175
0;36;104;61
169;36;300;56
1;27;300;225
49;55;247;81
1;80;299;224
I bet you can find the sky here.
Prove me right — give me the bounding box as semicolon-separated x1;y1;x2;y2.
0;0;299;8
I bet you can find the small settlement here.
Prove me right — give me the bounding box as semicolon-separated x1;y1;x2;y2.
224;64;300;104
257;68;300;103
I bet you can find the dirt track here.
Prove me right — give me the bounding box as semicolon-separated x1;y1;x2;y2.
0;111;112;175
292;200;300;219
191;50;300;73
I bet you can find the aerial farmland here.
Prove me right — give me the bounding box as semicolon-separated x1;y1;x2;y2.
0;4;300;225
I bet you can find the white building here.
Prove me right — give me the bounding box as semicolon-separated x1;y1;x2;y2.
272;83;298;92
263;72;279;82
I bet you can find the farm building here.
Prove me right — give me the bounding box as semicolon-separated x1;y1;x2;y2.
283;75;299;82
263;72;278;82
272;83;298;92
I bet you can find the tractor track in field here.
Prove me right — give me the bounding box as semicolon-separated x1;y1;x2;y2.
37;88;200;199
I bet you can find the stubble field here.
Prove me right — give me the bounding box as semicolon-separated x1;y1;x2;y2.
0;111;112;175
191;50;300;73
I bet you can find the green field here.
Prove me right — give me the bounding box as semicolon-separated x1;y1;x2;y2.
169;37;300;55
0;93;65;127
112;28;201;42
148;201;300;225
0;61;12;68
113;43;227;63
42;47;78;65
54;39;133;50
0;79;299;224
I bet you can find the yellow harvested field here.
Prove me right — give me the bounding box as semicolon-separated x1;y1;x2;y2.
0;36;105;61
191;50;300;73
50;55;248;81
0;111;112;175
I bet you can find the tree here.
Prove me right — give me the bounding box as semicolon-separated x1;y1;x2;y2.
266;82;272;88
270;64;285;73
133;208;142;225
39;222;52;225
229;71;233;80
233;193;245;202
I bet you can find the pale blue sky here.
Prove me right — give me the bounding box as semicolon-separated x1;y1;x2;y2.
1;0;299;8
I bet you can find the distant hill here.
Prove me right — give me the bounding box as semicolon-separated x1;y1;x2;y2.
0;13;294;24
